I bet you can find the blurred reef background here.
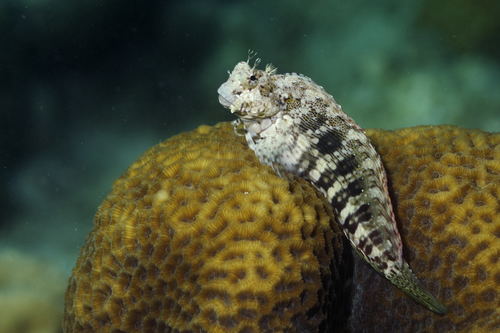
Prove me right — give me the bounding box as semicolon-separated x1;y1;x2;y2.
0;0;499;332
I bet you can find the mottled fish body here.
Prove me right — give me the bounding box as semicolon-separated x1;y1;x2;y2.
217;58;446;314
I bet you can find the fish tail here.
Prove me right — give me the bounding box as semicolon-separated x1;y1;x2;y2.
391;262;447;314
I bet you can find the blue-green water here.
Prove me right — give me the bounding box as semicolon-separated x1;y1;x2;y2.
1;1;499;332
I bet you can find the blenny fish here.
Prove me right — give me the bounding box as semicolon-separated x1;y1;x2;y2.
217;57;447;314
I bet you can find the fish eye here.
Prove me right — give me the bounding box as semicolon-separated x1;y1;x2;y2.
249;75;257;81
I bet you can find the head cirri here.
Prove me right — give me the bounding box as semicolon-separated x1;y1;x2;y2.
217;60;279;120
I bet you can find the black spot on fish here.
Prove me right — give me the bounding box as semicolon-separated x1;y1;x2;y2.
384;251;397;262
358;237;368;250
330;192;348;214
343;203;372;235
345;219;358;234
316;130;344;155
328;178;364;214
354;203;372;223
346;178;364;197
369;230;383;245
335;155;358;177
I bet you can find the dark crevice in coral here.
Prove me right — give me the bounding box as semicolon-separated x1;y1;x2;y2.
327;236;354;332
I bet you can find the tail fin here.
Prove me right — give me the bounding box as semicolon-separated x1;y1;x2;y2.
391;262;447;314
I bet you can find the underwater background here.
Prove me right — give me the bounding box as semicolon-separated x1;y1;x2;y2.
1;0;499;331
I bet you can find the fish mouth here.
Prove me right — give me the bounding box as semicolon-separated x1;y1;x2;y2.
218;94;232;108
217;83;235;108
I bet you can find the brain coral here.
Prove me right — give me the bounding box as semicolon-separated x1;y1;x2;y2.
64;123;499;332
63;122;345;333
348;126;499;332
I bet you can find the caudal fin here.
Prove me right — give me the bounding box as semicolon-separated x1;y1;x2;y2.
391;262;447;314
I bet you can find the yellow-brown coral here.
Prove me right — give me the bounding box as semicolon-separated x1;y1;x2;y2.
348;126;499;332
63;122;344;332
64;123;499;332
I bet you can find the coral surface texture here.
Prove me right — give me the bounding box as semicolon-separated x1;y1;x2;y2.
63;123;344;332
64;123;499;332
